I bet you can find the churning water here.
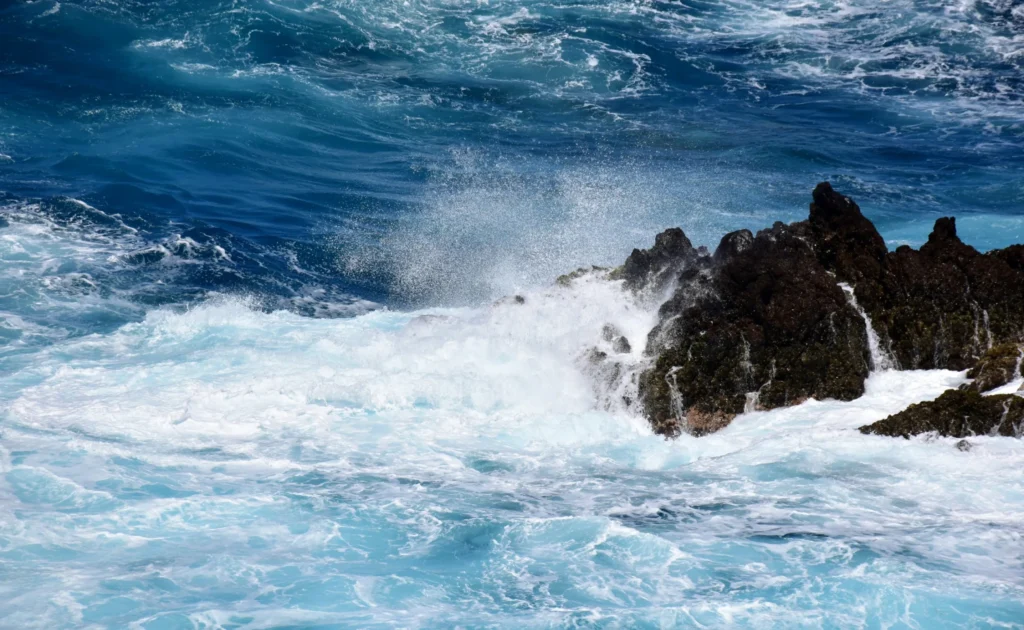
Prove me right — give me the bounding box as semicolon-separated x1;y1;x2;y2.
1;1;1023;627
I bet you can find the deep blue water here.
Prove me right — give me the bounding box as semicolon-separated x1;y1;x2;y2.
1;1;1023;628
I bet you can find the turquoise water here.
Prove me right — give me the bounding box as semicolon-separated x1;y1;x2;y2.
3;292;1023;628
1;1;1024;627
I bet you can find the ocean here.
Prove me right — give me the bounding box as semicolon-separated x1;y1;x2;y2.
0;0;1023;627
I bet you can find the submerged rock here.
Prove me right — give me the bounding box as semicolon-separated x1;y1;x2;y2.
860;389;1024;439
607;182;1024;438
611;336;632;355
406;314;457;332
493;294;526;306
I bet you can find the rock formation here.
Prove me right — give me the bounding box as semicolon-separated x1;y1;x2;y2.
963;343;1023;393
860;390;1024;439
613;182;1024;438
635;220;871;437
858;342;1024;440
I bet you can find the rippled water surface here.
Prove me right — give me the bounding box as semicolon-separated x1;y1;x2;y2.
1;1;1023;628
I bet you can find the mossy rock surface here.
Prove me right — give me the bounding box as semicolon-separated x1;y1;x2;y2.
860;389;1024;438
555;266;609;287
964;343;1023;392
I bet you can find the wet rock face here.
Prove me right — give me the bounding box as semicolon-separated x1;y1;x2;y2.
860;390;1024;439
811;183;1024;372
624;182;1024;438
637;219;871;435
964;343;1023;392
621;228;703;294
807;182;888;291
876;222;1024;371
601;324;632;354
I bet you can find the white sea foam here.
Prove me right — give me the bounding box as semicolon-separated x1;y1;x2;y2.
0;199;376;366
2;283;1023;626
39;1;60;18
7;276;656;449
0;202;148;350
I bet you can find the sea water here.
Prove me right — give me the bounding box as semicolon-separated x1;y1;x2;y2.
1;1;1023;628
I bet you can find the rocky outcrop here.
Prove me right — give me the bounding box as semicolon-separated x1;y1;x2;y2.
618;183;1024;438
636;221;871;437
858;342;1023;440
813;185;1024;372
601;324;632;354
860;390;1024;439
556;266;609;287
963;343;1023;392
620;228;706;295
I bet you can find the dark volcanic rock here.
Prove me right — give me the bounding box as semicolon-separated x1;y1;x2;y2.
801;182;1024;371
860;389;1024;439
807;182;888;292
619;182;1024;438
964;343;1023;392
637;220;871;435
621;228;703;294
876;220;1024;370
712;229;754;263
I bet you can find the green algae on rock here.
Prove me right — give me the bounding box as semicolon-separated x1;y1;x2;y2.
860;389;1024;439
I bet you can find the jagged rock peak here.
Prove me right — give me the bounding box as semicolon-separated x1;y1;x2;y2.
613;182;1024;439
634;191;872;438
621;227;702;292
929;216;958;243
808;181;888;284
810;181;861;220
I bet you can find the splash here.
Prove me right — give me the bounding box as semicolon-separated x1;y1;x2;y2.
343;151;733;305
